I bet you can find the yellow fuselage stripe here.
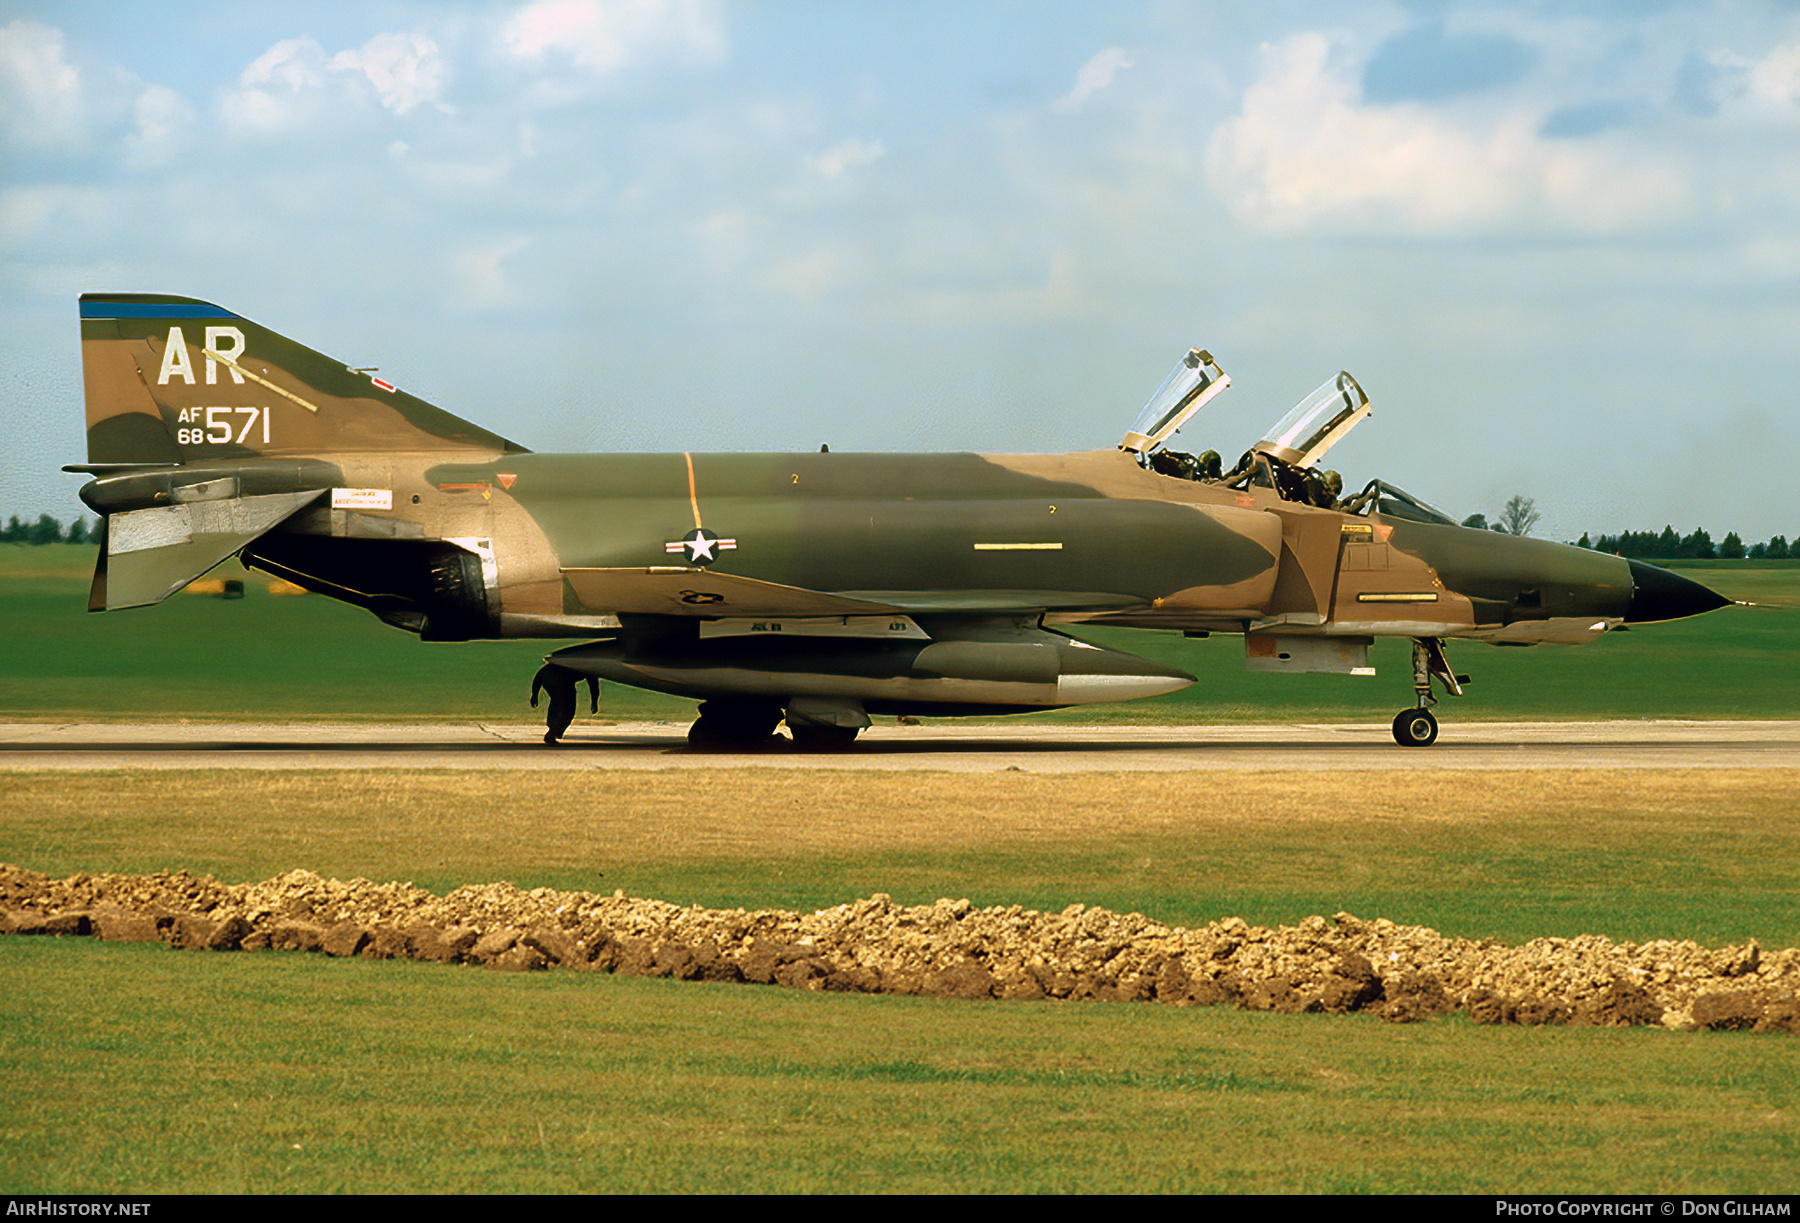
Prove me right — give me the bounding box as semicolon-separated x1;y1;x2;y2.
684;452;702;528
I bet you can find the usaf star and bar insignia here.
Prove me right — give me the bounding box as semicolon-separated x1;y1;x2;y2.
666;528;738;567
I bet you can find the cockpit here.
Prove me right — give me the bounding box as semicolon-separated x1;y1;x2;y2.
1118;347;1454;522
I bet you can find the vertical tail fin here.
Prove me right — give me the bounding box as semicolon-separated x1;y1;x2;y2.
78;294;526;466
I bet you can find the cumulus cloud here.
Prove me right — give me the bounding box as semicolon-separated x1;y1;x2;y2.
123;84;196;167
220;36;332;132
0;20;84;148
1703;40;1800;118
1206;32;1692;235
502;0;727;73
1054;46;1132;113
243;36;328;93
331;32;448;116
221;31;447;132
805;137;885;180
1742;41;1800;108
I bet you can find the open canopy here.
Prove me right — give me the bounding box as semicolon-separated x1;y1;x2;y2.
1252;371;1370;468
1118;348;1231;456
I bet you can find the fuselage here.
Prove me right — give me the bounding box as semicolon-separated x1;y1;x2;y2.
82;445;1650;645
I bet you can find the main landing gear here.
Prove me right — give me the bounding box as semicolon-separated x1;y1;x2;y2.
686;699;784;750
686;697;869;752
1392;637;1467;748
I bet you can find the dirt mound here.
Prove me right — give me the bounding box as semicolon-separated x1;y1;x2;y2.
3;863;1795;1032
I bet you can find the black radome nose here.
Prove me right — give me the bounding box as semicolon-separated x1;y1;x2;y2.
1624;560;1731;623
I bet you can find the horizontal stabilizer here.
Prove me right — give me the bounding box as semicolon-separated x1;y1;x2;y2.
97;489;325;610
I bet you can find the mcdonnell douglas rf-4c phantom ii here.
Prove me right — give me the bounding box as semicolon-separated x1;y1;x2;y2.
69;294;1728;748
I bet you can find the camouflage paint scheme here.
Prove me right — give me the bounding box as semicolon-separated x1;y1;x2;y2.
70;294;1727;748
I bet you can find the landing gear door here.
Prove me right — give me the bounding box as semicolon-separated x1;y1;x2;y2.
1253;371;1370;468
1119;348;1230;457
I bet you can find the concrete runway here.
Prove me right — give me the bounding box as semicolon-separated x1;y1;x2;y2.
1;719;1796;772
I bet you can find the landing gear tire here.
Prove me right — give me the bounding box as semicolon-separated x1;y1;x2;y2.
1392;708;1439;748
687;700;782;751
787;723;861;753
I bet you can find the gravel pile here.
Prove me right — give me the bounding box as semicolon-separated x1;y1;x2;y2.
3;863;1794;1032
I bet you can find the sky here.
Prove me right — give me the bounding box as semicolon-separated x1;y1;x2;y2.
3;0;1798;544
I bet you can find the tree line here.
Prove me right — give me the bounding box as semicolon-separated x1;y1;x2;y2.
1574;527;1791;560
1463;495;1791;559
2;514;95;545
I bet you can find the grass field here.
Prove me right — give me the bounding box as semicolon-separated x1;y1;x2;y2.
4;544;1797;722
7;936;1796;1194
3;766;1799;1194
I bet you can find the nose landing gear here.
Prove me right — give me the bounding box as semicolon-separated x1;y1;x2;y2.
1391;706;1439;747
1393;637;1466;747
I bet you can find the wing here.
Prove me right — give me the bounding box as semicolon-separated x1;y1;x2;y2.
560;567;1147;618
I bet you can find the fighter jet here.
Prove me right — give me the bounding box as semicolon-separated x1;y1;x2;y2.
68;294;1728;748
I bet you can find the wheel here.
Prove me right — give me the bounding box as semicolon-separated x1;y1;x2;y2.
687;700;782;750
1391;708;1439;747
787;723;861;752
686;717;732;749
